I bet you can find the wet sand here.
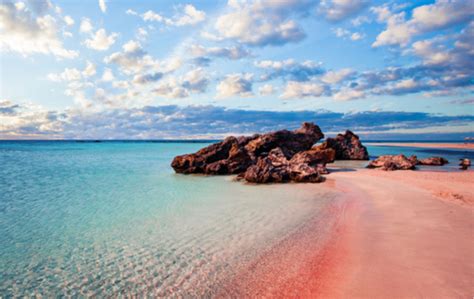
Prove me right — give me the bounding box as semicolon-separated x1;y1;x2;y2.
366;142;474;150
225;169;474;298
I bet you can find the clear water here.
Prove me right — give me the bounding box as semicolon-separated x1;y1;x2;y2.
1;141;472;296
0;141;336;297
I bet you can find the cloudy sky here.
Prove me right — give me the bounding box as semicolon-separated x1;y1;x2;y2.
0;0;473;139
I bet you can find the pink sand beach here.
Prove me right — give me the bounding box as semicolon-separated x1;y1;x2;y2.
222;169;474;298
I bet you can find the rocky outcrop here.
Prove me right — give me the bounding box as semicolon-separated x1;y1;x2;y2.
417;156;449;166
239;147;335;183
407;155;449;166
318;130;369;160
367;154;417;171
171;122;325;177
459;158;471;170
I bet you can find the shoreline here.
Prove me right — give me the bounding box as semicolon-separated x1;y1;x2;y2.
227;169;474;297
366;142;474;150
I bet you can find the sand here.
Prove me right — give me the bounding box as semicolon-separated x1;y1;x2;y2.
224;169;474;298
366;142;474;150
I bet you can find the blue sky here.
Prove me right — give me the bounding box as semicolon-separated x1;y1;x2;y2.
0;0;473;139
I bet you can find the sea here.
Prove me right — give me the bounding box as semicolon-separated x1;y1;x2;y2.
1;140;472;296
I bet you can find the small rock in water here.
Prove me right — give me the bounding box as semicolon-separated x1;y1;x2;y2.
459;158;471;170
367;154;417;171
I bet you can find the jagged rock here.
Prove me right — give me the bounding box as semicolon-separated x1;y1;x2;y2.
407;155;449;166
418;156;449;166
171;136;253;174
459;158;471;170
318;130;369;160
241;147;328;183
367;154;417;171
244;122;324;160
171;122;324;175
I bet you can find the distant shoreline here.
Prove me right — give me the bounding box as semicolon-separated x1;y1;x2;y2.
366;142;474;150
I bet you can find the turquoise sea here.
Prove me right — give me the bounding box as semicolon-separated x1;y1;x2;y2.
1;141;472;296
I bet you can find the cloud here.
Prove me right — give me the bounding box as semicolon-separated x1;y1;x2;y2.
79;18;93;33
321;68;354;84
319;0;368;21
64;15;74;26
47;61;97;82
372;0;473;47
216;73;254;99
332;27;365;40
0;0;78;58
82;61;97;77
182;68;209;93
153;79;189;99
189;44;250;60
98;0;106;13
104;40;181;76
2;103;473;139
0;100;20;115
281;81;326;99
101;68;115;81
255;59;323;81
141;4;205;26
204;0;312;47
84;28;118;51
332;88;365;101
258;84;275;96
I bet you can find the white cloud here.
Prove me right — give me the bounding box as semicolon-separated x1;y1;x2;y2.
319;0;368;21
333;88;365;101
259;84;275;96
154;79;189;99
47;61;98;82
82;61;97;77
141;4;205;26
182;68;209;93
101;68;115;81
321;68;354;84
281;81;326;99
372;1;473;47
190;44;250;60
47;68;82;82
64;15;74;26
99;0;107;13
333;27;364;40
216;73;254;99
0;1;78;58
205;1;310;47
79;18;93;33
105;40;182;75
350;32;364;40
84;29;118;51
126;9;137;16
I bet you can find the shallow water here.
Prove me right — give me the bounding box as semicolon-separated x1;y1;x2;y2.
0;141;335;297
1;141;471;296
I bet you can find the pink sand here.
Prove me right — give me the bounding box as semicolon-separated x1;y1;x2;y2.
223;169;474;298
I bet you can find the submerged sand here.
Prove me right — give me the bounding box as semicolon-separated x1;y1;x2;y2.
224;169;474;298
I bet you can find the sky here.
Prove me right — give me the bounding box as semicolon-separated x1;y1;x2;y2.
0;0;473;139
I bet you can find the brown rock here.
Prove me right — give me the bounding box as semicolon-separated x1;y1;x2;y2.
459;158;471;170
318;130;369;160
171;122;324;176
418;156;449;166
367;154;417;171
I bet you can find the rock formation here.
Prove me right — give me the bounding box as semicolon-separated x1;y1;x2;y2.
367;154;417;171
459;158;471;170
239;147;336;183
417;156;449;166
317;130;369;160
171;122;325;177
